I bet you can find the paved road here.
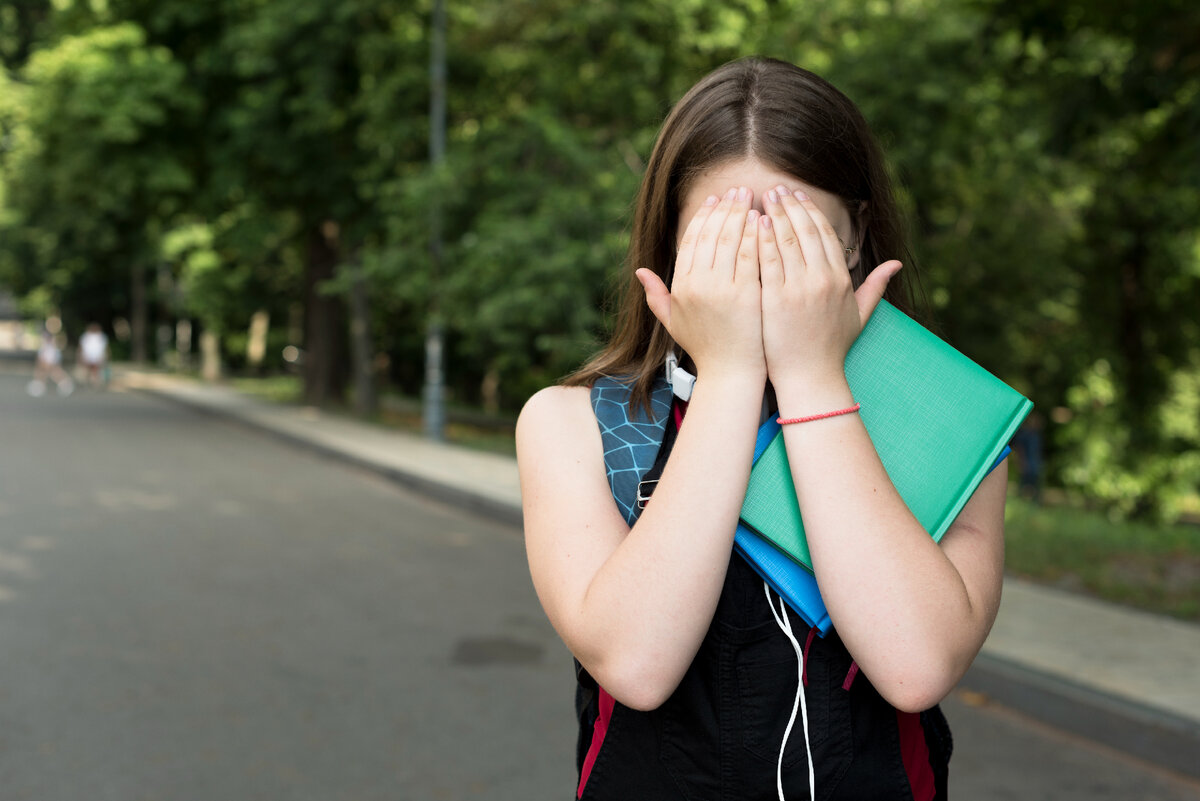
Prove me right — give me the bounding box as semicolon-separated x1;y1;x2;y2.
0;375;574;800
1;373;1197;800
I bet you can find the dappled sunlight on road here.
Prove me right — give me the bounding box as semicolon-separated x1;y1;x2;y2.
91;488;179;513
0;537;55;603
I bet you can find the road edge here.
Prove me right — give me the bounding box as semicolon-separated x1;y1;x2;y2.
960;652;1200;781
130;382;524;530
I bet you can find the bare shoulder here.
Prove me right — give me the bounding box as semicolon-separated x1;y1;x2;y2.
516;384;596;458
517;384;593;428
517;383;625;554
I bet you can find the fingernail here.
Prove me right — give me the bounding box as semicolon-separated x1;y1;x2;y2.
704;195;719;206
760;215;773;229
795;191;810;201
766;189;778;204
724;188;737;200
747;209;760;222
775;185;790;196
736;186;750;201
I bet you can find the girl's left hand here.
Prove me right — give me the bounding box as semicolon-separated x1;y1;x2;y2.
758;185;902;394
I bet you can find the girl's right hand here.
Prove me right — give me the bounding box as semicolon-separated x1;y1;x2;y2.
635;187;766;382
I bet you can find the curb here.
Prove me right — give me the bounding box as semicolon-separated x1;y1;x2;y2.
131;376;1200;783
961;653;1200;781
130;381;524;530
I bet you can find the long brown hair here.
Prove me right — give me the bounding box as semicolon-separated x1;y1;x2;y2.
566;56;920;412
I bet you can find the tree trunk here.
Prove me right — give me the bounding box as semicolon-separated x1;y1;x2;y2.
247;310;270;373
302;223;348;406
347;259;377;416
481;366;500;416
130;261;148;363
176;319;192;371
200;328;221;382
1118;232;1151;423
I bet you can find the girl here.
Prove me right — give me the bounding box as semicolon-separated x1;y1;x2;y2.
517;56;1006;800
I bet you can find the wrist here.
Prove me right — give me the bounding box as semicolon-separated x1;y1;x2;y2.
771;374;854;419
688;366;767;409
693;357;767;388
777;402;860;426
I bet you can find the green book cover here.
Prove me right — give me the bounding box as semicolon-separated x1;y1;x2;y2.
739;299;1033;572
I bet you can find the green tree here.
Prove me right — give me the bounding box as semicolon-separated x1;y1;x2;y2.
367;0;759;407
975;0;1200;519
0;0;53;70
0;22;194;352
1;0;1193;519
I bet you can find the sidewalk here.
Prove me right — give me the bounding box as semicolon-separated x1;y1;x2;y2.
119;368;1200;781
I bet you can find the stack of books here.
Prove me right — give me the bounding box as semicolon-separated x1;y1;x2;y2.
734;300;1033;635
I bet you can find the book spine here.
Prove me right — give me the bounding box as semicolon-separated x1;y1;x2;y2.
932;398;1034;542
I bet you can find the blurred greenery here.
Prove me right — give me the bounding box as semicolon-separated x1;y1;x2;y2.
1;0;1197;521
229;374;303;405
231;372;518;454
1005;494;1200;621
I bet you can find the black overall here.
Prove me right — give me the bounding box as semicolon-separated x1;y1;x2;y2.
576;377;952;800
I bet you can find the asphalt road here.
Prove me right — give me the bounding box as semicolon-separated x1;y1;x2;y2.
1;371;1197;800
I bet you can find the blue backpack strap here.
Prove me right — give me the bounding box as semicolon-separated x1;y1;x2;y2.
590;376;673;527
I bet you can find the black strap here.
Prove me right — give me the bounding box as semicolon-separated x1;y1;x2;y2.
635;402;678;511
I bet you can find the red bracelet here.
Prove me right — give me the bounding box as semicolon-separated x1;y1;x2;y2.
777;403;861;425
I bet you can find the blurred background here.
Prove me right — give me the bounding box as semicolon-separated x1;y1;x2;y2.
3;0;1199;525
1;0;1198;798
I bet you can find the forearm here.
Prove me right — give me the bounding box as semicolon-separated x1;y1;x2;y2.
775;377;994;708
579;374;762;706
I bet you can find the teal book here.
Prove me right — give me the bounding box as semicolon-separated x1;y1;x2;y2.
738;299;1033;572
734;417;834;633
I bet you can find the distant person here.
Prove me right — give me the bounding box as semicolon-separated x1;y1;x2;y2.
79;323;109;388
27;328;73;397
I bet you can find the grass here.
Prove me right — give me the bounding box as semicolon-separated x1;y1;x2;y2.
230;375;304;405
229;374;518;456
1004;494;1200;622
374;403;517;456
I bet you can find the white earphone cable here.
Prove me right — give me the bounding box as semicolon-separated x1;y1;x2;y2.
764;581;815;801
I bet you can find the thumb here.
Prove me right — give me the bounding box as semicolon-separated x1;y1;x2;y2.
635;268;672;329
854;260;902;324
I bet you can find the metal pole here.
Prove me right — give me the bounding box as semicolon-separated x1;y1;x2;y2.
423;0;447;441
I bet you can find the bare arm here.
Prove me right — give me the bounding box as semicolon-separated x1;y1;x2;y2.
758;185;1006;712
519;377;761;710
519;186;766;710
773;392;1006;712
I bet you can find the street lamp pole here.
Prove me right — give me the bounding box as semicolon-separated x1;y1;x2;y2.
424;0;447;441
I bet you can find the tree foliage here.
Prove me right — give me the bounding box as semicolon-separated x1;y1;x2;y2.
0;0;1195;518
0;21;194;340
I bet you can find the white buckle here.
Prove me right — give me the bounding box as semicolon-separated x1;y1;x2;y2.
665;353;696;402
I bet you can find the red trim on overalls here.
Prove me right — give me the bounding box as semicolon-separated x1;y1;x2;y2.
577;687;615;798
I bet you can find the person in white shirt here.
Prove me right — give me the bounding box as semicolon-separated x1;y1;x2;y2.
28;327;74;397
79;322;109;387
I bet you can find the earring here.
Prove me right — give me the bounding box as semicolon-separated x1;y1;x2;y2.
843;245;856;255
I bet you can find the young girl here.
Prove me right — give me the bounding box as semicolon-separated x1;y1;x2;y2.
517;56;1006;801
